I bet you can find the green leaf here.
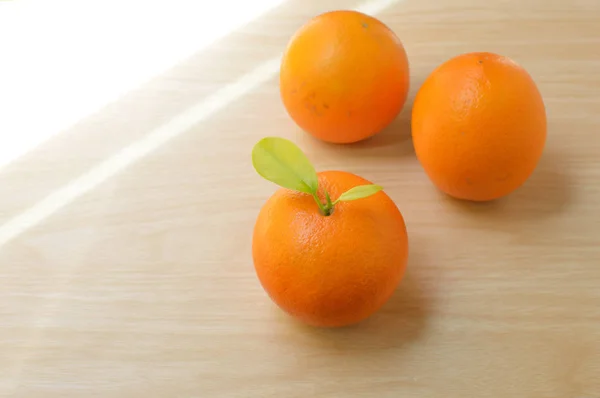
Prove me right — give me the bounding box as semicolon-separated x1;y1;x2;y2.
333;184;383;204
252;137;318;194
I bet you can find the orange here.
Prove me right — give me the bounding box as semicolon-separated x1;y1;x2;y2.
411;52;547;201
279;10;410;144
252;171;408;327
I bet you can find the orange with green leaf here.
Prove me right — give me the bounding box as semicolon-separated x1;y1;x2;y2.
251;137;408;327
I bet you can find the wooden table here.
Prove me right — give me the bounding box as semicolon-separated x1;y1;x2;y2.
1;0;599;396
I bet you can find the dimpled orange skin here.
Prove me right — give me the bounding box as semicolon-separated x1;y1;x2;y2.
252;171;408;327
412;52;547;201
280;10;410;144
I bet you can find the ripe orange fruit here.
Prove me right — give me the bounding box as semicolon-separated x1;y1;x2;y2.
280;10;410;144
252;170;408;327
411;52;547;201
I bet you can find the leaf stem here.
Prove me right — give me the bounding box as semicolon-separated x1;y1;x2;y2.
312;191;334;216
312;192;326;215
325;191;333;209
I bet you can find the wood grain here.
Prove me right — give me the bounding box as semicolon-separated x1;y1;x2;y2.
1;0;599;396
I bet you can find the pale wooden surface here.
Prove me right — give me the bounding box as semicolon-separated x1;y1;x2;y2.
1;0;599;397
